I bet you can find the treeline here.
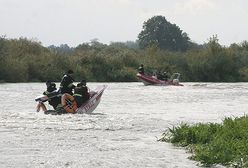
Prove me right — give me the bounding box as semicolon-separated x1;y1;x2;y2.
0;36;248;83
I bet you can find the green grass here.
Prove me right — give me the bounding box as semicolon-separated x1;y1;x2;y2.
160;116;248;167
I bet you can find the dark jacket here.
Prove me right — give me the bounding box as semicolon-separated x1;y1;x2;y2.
43;83;61;109
60;74;75;95
73;85;90;108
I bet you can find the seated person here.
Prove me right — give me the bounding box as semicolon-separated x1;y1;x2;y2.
36;81;61;112
157;71;163;80
73;79;90;108
152;71;158;78
163;72;169;81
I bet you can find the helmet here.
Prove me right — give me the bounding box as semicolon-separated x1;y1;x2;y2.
80;79;86;86
46;80;52;86
67;70;74;74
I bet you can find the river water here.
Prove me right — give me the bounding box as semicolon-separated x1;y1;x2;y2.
0;82;248;168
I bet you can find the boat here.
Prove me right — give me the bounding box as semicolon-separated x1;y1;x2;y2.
136;73;183;86
35;85;107;114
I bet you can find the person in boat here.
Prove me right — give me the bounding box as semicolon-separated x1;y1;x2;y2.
152;70;158;79
60;69;75;95
138;64;144;74
163;72;169;81
157;71;164;80
60;79;90;113
36;81;61;112
73;79;90;108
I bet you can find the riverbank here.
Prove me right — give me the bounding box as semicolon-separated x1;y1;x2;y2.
1;37;248;83
160;116;248;167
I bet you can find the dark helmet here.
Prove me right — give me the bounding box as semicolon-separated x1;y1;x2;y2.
46;80;52;86
67;69;74;74
140;64;144;67
46;80;56;88
80;79;86;86
77;79;86;87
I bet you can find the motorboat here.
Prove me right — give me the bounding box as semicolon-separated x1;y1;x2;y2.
35;85;107;114
136;73;183;86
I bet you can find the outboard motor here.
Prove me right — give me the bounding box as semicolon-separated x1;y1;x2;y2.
173;79;179;85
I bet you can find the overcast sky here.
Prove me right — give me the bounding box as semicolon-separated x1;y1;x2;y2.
0;0;247;46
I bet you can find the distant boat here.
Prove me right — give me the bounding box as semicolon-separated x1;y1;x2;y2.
137;73;183;86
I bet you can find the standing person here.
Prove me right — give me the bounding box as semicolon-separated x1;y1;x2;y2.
73;79;90;108
36;81;61;112
138;64;145;74
60;70;75;95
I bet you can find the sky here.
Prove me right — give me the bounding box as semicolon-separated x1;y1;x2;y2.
0;0;248;47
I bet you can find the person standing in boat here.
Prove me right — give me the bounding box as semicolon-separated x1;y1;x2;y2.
73;79;90;108
36;81;61;112
60;70;75;95
138;64;145;74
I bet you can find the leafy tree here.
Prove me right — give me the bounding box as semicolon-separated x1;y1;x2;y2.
48;44;74;54
110;41;139;49
138;15;191;51
0;36;7;81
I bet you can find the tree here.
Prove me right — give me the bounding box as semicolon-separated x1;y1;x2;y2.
138;15;190;51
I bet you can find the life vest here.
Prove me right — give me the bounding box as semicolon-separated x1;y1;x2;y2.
43;83;61;109
74;85;89;100
61;93;77;113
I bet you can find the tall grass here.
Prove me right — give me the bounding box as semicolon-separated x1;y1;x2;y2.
160;116;248;167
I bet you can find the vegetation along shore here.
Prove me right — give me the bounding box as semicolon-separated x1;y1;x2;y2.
159;116;248;167
1;16;248;83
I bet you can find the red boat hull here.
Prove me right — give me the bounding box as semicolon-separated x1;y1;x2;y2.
136;73;183;86
76;85;107;114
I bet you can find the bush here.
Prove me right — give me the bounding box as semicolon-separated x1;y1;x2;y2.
1;36;248;82
160;116;248;167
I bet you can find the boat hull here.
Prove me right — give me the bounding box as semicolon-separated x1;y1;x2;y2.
136;73;183;86
76;85;107;114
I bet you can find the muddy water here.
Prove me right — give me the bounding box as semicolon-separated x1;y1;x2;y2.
1;82;247;167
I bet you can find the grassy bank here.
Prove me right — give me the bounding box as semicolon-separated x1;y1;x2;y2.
160;116;248;167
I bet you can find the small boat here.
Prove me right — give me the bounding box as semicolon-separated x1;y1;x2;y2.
136;73;183;86
35;85;107;114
